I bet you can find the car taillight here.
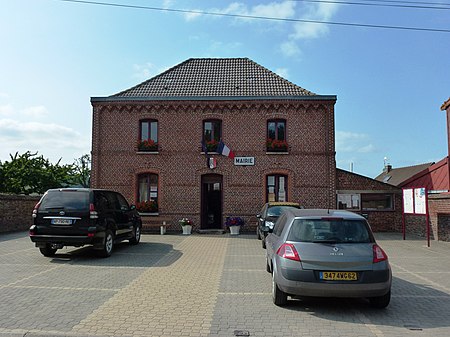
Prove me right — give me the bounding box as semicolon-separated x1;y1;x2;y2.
276;243;301;262
90;203;98;219
32;202;41;218
29;225;36;236
373;244;388;263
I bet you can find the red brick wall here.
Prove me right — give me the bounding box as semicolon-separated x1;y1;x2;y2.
0;194;40;233
429;194;450;241
395;194;450;242
336;169;402;232
91;99;336;231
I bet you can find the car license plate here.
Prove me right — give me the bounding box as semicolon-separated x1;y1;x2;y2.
320;271;357;281
51;218;72;225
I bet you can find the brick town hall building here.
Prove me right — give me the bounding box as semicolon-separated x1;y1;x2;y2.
91;58;362;232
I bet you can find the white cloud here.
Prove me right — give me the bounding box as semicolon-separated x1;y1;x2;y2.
250;1;296;18
0;104;14;116
167;1;339;58
184;10;202;22
163;0;174;8
336;131;376;153
0;97;90;163
281;3;339;56
133;62;155;81
21;105;49;118
183;1;295;22
280;41;301;57
275;67;289;79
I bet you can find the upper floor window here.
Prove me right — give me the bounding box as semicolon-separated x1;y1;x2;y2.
137;173;158;213
203;119;222;152
267;174;288;202
267;119;288;152
138;119;158;152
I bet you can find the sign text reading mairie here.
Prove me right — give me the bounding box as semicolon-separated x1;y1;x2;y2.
234;157;255;166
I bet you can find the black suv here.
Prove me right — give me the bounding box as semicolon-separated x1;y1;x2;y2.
29;188;142;257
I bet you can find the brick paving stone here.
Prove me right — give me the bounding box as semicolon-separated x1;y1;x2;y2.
0;232;450;336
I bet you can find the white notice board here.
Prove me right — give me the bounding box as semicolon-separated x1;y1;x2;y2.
403;189;414;214
414;188;427;215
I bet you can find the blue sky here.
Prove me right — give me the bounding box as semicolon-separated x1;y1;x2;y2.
1;0;449;178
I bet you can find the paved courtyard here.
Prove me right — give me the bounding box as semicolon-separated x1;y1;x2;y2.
0;231;449;337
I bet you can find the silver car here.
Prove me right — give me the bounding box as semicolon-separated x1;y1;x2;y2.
265;209;392;308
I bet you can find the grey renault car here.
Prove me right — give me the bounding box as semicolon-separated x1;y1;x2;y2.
29;188;142;258
265;209;391;308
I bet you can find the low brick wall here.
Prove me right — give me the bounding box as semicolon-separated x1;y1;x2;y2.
404;193;450;242
0;194;40;233
429;194;450;241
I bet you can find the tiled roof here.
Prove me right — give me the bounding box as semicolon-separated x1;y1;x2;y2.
375;163;434;187
112;58;316;98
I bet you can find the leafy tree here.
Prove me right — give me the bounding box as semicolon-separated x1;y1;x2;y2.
72;154;91;188
0;151;74;195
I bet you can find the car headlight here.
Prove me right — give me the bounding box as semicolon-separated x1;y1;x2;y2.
266;221;275;229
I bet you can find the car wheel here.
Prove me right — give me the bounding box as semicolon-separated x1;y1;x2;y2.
369;291;391;309
272;270;288;306
39;244;57;257
129;224;141;245
98;229;114;258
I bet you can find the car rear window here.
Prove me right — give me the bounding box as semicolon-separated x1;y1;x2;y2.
267;206;299;217
287;219;371;243
40;190;89;211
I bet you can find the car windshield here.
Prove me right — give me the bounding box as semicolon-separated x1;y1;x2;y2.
287;219;371;243
40;190;89;211
267;206;299;217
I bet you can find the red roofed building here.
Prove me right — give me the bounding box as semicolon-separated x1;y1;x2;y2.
398;98;450;241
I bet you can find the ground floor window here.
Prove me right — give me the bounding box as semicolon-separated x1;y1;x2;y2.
361;194;393;211
267;175;287;202
337;194;360;210
137;174;158;212
337;193;394;211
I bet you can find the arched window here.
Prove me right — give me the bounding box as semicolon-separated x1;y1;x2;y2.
137;173;158;212
138;119;158;151
266;174;288;202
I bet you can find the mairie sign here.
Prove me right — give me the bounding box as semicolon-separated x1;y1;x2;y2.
234;157;255;166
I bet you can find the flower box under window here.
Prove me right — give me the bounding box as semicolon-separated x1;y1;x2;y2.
266;139;288;152
136;200;158;213
137;140;159;152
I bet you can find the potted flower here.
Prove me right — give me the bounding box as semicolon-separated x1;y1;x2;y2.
205;139;219;152
179;218;193;235
225;216;244;235
266;138;288;152
136;200;158;213
138;139;159;152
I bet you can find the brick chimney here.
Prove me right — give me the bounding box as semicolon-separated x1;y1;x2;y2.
441;97;450;158
440;97;450;190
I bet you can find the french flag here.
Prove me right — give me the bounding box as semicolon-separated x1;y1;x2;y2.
217;140;235;159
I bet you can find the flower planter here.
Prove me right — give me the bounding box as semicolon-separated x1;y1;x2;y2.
229;225;240;235
182;225;192;235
